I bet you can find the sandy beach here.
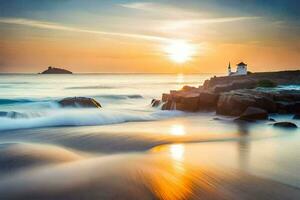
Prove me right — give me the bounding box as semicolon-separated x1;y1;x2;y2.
0;113;299;200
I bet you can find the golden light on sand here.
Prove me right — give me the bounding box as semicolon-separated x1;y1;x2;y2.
170;124;186;136
170;144;185;161
165;40;195;63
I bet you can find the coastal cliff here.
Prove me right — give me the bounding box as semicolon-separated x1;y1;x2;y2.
203;70;300;91
40;66;73;74
156;70;300;118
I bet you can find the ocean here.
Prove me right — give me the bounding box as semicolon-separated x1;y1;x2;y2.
0;74;300;199
0;73;211;131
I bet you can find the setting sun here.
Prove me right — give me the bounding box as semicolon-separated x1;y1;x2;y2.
165;40;195;64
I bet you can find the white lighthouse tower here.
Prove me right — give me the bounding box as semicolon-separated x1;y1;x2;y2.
228;62;232;76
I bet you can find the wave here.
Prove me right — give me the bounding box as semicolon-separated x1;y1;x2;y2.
0;99;36;105
0;109;184;131
93;94;143;100
65;85;117;90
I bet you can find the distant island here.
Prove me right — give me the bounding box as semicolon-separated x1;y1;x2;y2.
40;66;73;74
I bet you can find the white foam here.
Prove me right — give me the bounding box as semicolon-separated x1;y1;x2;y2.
0;108;184;131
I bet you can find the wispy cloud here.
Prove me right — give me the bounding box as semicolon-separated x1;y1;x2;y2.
119;2;154;11
120;2;261;30
0;17;171;42
119;2;199;17
163;16;261;30
183;16;261;24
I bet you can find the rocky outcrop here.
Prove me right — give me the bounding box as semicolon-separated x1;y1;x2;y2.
198;92;219;110
273;122;298;128
216;90;276;116
58;97;101;108
236;107;268;121
203;70;300;90
212;80;257;93
159;71;300;116
41;66;72;74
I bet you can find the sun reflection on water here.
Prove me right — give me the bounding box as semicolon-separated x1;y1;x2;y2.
170;124;186;136
170;144;185;161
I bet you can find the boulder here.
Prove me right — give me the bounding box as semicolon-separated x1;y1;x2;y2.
58;97;101;108
237;107;268;121
216;90;277;116
293;114;300;120
269;118;276;122
198;92;219;110
175;93;200;112
151;99;161;107
273;122;298;128
276;102;300;114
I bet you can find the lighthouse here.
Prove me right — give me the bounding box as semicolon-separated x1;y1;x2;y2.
228;62;232;76
227;62;248;76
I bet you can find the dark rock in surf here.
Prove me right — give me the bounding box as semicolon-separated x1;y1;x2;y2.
237;107;268;121
293;114;300;119
273;122;298;128
58;97;101;108
151;99;161;107
269;118;276;122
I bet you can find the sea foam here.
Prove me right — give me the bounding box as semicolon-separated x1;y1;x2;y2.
0;108;184;131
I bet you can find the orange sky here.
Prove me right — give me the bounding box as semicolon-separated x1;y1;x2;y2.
0;1;300;73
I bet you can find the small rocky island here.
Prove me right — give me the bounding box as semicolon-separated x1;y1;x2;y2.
153;70;300;126
40;66;73;74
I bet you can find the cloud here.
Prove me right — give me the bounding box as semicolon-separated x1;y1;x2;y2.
120;2;261;29
184;16;261;24
163;16;261;30
0;17;171;42
119;2;199;17
119;2;154;11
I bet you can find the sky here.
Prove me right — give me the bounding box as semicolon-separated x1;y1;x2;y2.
0;0;300;73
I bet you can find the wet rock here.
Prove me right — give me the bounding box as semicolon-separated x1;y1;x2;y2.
269;118;276;122
237;107;268;121
216;90;276;116
276;102;300;114
175;93;200;112
293;114;300;120
151;99;161;107
162;93;170;102
273;122;298;128
213;117;222;121
198;92;219;110
58;97;101;108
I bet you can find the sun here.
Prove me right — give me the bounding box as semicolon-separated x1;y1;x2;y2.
165;40;195;64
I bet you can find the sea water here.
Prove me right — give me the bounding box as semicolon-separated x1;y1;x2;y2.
0;74;300;199
0;73;211;131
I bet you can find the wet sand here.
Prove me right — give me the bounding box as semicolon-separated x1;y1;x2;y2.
0;115;299;199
